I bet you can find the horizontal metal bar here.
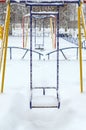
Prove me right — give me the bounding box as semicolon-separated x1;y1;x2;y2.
26;0;79;3
32;87;57;89
10;0;80;5
26;3;64;6
31;11;58;15
32;106;58;108
32;15;56;19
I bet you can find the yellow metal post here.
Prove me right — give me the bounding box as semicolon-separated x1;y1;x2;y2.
53;17;56;49
78;4;83;93
0;26;3;40
24;28;28;48
50;17;56;49
50;17;54;48
24;17;29;48
0;2;10;93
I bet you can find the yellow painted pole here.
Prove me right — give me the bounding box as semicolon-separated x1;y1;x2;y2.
78;4;83;93
0;26;3;40
24;17;29;48
0;27;5;71
80;3;86;39
0;2;10;93
50;17;55;49
24;24;28;48
53;17;56;49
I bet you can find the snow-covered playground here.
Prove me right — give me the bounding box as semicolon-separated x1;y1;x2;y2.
0;35;86;130
0;0;86;130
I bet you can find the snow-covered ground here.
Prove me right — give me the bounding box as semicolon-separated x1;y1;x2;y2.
0;34;86;130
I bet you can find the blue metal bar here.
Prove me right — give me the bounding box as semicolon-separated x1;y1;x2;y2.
60;49;67;60
10;0;80;5
33;87;56;89
76;47;78;60
32;106;58;108
26;2;78;6
56;8;60;108
30;5;32;109
43;88;45;95
26;3;64;6
43;20;44;47
10;47;12;60
34;19;36;47
26;0;79;3
22;49;28;59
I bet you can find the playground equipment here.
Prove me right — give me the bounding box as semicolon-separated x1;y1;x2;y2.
33;15;45;50
22;14;56;49
50;16;56;49
0;0;10;93
30;12;60;108
22;14;30;48
14;0;85;108
18;0;86;108
0;26;4;40
33;15;56;50
0;0;86;109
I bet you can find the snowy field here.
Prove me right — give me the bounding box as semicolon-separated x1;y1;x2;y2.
0;34;86;130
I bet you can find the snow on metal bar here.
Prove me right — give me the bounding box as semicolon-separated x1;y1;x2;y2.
26;0;80;2
26;2;64;6
10;0;82;4
31;11;58;15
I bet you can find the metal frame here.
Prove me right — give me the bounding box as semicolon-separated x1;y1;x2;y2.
10;0;80;5
9;0;83;107
33;15;57;50
33;15;45;50
29;5;60;109
24;0;83;108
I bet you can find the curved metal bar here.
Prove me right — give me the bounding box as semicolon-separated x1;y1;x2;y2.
5;46;43;60
46;47;79;60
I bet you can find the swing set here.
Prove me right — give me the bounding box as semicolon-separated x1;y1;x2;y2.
18;0;86;108
22;13;56;49
0;0;86;109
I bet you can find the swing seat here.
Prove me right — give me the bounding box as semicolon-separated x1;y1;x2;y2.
35;44;44;50
30;86;60;109
32;96;59;108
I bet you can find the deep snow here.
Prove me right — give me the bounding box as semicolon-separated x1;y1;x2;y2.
0;35;86;130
